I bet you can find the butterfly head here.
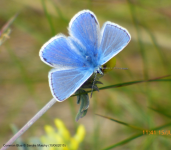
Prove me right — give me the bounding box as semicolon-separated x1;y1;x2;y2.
94;66;103;75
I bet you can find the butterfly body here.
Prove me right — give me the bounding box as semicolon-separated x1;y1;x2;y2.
40;10;131;102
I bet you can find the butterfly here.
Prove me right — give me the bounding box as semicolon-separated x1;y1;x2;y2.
39;10;131;102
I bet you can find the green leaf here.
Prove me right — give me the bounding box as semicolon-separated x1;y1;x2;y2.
75;89;89;121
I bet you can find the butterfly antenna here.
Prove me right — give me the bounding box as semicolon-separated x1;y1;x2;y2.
103;67;128;70
114;67;128;70
90;72;97;98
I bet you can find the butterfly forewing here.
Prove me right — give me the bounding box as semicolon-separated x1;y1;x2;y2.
69;10;100;59
98;22;131;65
39;35;85;69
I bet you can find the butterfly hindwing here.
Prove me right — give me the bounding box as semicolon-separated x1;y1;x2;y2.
49;68;93;101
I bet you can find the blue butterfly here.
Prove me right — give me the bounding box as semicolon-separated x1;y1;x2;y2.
39;10;131;102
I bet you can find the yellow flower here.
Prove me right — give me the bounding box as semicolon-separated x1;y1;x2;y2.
40;118;85;150
70;125;85;149
74;125;85;143
54;119;70;142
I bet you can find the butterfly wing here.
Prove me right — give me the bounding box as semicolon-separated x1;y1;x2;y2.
39;35;85;69
40;35;93;101
69;10;100;58
49;68;92;101
98;22;131;65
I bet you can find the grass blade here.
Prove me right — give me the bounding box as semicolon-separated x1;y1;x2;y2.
102;122;171;150
127;0;148;79
73;75;171;97
149;107;171;119
96;114;145;131
41;0;55;36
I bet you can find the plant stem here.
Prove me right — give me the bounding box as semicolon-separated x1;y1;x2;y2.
1;98;56;150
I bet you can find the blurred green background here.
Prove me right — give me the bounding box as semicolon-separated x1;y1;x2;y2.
0;0;171;149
